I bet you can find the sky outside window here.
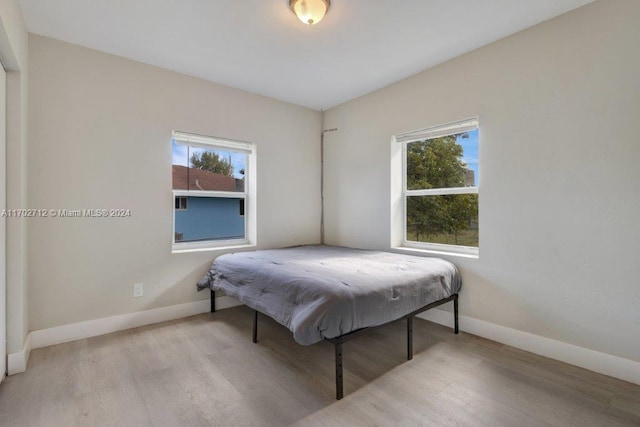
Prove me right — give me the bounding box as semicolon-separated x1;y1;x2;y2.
172;140;246;180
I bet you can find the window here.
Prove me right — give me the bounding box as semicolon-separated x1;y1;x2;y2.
172;131;256;251
396;118;479;255
175;196;188;211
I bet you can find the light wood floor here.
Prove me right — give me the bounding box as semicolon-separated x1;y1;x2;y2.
0;306;638;427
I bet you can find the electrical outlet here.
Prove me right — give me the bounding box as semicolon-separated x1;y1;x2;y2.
133;283;144;298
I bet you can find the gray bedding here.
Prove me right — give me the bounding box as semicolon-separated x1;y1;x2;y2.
197;245;461;345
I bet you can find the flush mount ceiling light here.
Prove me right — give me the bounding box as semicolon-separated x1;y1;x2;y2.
290;0;330;26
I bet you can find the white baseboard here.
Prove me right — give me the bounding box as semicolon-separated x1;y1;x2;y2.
15;297;639;386
7;331;32;375
30;296;241;350
417;308;640;385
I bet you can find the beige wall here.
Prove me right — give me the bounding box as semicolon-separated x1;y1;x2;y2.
28;35;321;330
324;0;640;363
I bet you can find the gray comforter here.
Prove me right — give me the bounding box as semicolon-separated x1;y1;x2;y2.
197;245;461;345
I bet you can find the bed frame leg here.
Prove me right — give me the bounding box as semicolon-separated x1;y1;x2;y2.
210;290;215;313
252;310;258;343
407;316;413;360
335;341;343;400
454;294;459;334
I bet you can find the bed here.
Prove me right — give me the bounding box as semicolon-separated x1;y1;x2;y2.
197;244;461;399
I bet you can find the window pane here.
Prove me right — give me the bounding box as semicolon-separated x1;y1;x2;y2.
406;129;478;190
406;194;478;247
174;196;245;243
172;140;246;192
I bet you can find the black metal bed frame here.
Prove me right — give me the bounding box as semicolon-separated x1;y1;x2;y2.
211;290;459;400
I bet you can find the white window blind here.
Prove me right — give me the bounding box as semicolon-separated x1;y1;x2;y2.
395;118;478;144
172;131;254;154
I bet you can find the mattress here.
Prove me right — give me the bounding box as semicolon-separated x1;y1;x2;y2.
197;245;461;345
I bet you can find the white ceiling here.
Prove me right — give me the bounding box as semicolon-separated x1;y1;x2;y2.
20;0;593;110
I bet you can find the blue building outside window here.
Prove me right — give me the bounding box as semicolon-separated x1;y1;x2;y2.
174;196;244;242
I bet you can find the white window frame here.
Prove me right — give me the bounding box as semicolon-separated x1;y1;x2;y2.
392;118;479;257
171;131;257;253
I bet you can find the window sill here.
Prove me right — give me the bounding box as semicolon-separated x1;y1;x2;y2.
393;245;479;260
172;242;256;254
